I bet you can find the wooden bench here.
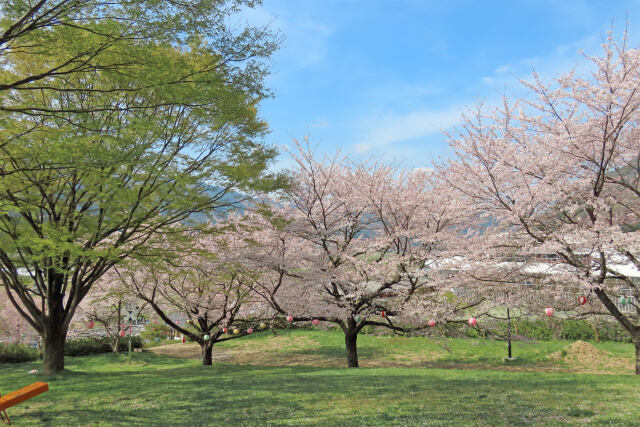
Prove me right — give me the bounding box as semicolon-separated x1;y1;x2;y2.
0;382;49;425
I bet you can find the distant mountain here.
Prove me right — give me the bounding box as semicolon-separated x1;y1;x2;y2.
186;186;254;224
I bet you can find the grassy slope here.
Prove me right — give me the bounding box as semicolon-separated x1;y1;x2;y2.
0;330;638;426
155;328;636;373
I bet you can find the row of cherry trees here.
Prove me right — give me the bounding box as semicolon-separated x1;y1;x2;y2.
85;143;486;367
116;35;639;371
86;33;640;370
5;31;639;373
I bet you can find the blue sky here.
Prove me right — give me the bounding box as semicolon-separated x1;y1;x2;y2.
241;1;640;170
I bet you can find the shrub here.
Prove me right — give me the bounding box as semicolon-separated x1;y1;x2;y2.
487;318;631;343
512;319;555;341
357;314;634;344
65;337;143;357
440;322;466;338
65;338;111;356
597;321;633;343
119;336;143;351
560;320;595;341
0;343;38;363
463;326;484;339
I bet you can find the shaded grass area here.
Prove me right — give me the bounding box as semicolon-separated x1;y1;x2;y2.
1;352;639;426
1;330;638;426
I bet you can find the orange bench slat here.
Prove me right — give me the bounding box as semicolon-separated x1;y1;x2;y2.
0;382;49;411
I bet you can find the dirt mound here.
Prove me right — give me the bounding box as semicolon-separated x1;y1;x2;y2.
548;341;611;365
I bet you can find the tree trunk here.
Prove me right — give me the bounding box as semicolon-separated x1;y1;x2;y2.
594;289;639;375
507;308;512;359
201;340;214;366
635;340;640;376
345;330;359;368
43;324;68;374
40;272;75;374
112;300;122;352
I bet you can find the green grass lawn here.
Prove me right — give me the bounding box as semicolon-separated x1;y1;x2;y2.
1;330;638;426
192;328;637;373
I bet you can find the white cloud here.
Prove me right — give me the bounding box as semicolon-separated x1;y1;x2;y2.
280;20;335;67
354;107;463;154
310;118;329;129
240;4;335;69
481;31;622;93
351;29;630;158
351;30;621;158
361;82;444;105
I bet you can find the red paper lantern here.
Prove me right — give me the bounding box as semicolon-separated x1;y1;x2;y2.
222;327;228;334
119;329;126;337
87;320;94;329
578;295;587;305
468;317;477;326
247;328;254;334
312;319;319;326
545;307;554;317
381;310;386;318
286;315;294;322
428;319;436;327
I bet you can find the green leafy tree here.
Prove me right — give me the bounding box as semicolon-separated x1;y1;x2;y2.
0;1;277;98
0;2;283;374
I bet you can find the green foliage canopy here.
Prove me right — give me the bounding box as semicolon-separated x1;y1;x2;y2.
0;0;283;373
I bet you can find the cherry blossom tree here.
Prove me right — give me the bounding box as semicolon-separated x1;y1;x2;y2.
247;141;480;368
116;226;273;365
442;32;640;373
77;271;145;352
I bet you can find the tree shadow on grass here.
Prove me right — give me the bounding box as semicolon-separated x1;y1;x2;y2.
2;354;637;426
